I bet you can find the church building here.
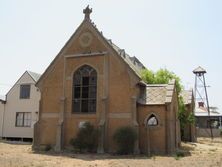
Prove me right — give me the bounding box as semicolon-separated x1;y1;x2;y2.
33;6;180;154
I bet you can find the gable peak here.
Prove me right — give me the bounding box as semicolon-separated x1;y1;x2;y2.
83;5;92;20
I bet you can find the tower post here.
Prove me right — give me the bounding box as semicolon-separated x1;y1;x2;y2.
193;66;213;139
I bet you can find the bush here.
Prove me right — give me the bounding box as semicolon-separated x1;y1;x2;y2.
113;126;137;154
70;122;99;152
174;150;185;160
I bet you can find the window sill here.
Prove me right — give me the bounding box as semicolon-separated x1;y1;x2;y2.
69;112;97;119
72;112;96;114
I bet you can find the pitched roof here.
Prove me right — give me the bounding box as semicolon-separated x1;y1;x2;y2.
5;71;41;98
36;8;146;85
138;80;176;105
181;90;193;105
27;71;41;82
107;41;146;77
195;107;222;116
193;66;206;74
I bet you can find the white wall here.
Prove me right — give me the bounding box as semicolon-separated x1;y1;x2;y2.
0;102;5;137
2;72;40;138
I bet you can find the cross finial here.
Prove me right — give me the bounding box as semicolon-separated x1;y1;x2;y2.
83;5;92;20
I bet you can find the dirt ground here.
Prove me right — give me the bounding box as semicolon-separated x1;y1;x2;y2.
0;138;222;167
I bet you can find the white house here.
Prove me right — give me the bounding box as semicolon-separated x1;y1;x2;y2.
0;99;6;137
0;71;41;139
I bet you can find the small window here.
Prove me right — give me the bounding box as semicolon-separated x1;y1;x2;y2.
147;114;158;126
16;112;31;127
20;85;31;99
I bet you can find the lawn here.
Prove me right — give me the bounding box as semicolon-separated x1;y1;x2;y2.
0;138;221;167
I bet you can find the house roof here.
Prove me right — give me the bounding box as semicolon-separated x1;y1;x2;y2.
195;106;222;117
181;90;193;105
27;71;41;82
5;71;41;98
195;108;222;117
138;80;176;105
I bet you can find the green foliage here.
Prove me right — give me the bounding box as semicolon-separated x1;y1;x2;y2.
178;96;196;140
141;69;155;84
70;122;99;152
187;112;195;124
178;96;187;139
178;96;186;130
113;126;137;154
141;68;183;94
174;150;185;160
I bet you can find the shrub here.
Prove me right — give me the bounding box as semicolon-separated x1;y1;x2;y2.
113;126;137;154
70;122;99;152
173;150;185;160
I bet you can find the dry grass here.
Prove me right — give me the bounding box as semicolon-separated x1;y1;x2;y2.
0;137;222;167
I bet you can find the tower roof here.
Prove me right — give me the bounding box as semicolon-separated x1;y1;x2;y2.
193;66;206;74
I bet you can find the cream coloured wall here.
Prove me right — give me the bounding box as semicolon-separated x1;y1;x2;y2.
0;102;5;137
2;72;40;138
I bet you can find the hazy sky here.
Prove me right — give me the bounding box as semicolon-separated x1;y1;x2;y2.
0;1;221;112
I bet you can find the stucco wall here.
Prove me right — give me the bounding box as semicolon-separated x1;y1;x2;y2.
0;102;5;137
3;72;40;138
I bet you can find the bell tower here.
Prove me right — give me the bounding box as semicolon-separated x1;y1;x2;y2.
193;66;213;139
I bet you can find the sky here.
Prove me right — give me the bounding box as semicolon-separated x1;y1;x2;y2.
0;0;222;112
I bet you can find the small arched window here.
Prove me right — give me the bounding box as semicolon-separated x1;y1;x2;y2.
72;65;97;113
147;114;158;126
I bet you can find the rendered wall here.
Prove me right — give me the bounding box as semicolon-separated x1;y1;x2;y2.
0;102;5;137
3;72;40;138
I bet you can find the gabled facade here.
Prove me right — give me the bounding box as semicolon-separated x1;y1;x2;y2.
0;71;41;139
33;6;180;154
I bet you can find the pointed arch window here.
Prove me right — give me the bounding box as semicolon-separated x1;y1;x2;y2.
147;114;158;126
72;65;97;113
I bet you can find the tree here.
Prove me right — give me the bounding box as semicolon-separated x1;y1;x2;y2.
141;69;155;84
141;68;182;94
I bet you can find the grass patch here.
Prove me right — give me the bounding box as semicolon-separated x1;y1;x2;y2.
209;148;217;152
174;150;185;160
